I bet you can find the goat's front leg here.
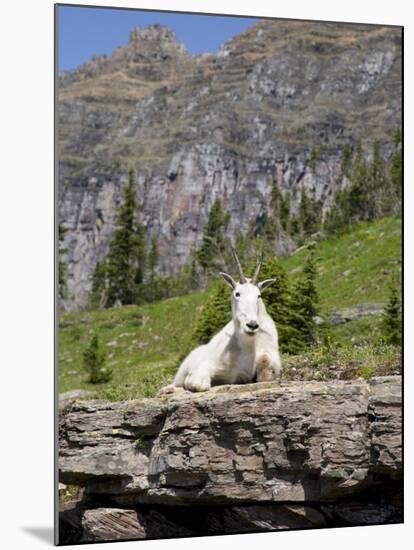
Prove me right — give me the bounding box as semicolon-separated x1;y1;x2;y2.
184;362;212;392
255;352;281;382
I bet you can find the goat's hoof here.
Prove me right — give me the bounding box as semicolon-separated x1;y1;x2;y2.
183;374;211;393
156;384;176;397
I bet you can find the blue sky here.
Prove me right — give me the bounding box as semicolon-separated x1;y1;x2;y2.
57;5;258;72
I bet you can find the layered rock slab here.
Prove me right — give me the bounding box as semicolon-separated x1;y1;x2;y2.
58;376;402;542
59;376;401;504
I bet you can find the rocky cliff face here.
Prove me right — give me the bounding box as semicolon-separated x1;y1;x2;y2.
58;376;402;542
58;20;402;310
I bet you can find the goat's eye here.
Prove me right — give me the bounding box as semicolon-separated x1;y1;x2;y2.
235;292;240;298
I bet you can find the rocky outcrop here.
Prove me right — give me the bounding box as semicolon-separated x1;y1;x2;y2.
328;303;385;326
58;21;402;310
58;376;402;542
59;389;96;411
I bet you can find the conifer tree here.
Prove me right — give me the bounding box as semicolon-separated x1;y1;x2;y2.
323;188;351;235
327;134;401;235
148;236;159;281
89;261;107;310
270;178;281;211
280;191;291;232
233;228;251;265
347;140;369;221
288;248;319;352
371;141;386;188
296;187;322;238
192;280;231;345
196;199;230;271
389;128;402;207
258;256;299;354
341;143;353;178
105;168;146;307
381;284;402;346
179;279;231;361
369;140;387;219
188;254;200;291
309;146;319;172
263;178;282;239
298;188;310;236
83;334;112;384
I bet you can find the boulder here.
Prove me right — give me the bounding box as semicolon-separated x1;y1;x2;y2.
82;508;146;542
59;390;96;411
328;303;385;326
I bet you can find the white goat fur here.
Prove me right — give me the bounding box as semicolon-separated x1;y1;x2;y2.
161;271;281;393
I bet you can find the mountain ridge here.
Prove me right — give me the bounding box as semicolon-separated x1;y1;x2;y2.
58;19;402;310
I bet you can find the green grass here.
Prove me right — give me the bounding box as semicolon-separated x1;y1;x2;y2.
59;217;401;400
329;315;383;347
281;340;400;382
282;217;401;312
59;292;206;399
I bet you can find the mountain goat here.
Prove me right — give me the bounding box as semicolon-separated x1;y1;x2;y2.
159;249;281;394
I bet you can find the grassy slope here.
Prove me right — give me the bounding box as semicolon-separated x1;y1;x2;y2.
59;292;206;399
59;217;401;399
282;216;401;312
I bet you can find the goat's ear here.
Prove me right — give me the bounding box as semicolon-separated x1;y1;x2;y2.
219;272;237;289
258;278;276;291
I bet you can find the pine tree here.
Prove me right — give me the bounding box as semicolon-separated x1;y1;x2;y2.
326;135;399;235
290;216;302;241
83;334;112;384
196;199;230;271
105;168;146;307
309;145;325;172
179;279;231;361
280;191;291;232
133;223;146;289
341;143;353;178
348;140;369;221
323;188;351;235
369;140;387;219
188;254;200;291
58;223;68;299
270;177;281;211
297;187;322;238
192;280;231;345
381;284;402;346
264;178;282;239
288;248;319;352
89;261;107;310
148;236;159;281
259;257;299;354
310;146;319;171
389;128;402;207
371;141;386;187
233;228;251;265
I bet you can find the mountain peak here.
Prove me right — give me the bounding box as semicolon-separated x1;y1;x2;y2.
126;24;186;58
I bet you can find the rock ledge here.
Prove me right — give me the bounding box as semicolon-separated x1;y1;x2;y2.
59;376;402;542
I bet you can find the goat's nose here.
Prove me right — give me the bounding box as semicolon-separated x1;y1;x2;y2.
247;321;259;331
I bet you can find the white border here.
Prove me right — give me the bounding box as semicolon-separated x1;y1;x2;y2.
1;1;411;548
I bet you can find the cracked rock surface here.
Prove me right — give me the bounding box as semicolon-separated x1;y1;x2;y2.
59;376;402;542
